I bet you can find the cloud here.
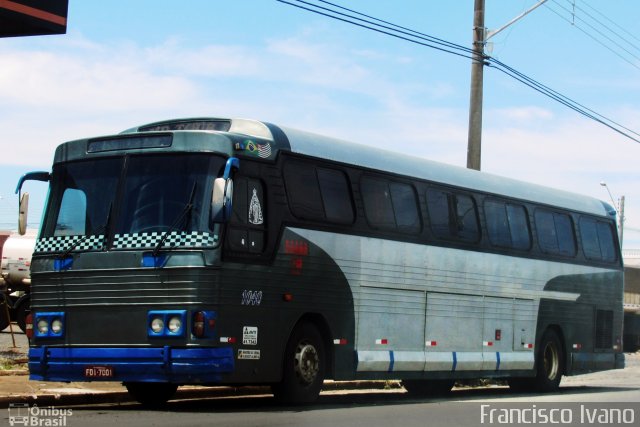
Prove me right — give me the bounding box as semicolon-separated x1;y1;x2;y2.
0;47;196;113
1;31;639;247
492;106;554;122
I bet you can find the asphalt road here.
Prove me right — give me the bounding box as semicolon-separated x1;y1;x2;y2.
9;362;638;427
15;385;638;427
3;328;639;427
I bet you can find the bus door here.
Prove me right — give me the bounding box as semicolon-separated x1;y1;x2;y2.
222;175;275;379
226;177;266;255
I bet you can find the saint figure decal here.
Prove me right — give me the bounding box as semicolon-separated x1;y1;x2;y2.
248;188;264;225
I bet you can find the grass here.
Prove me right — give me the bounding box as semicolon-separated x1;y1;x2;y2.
0;351;28;371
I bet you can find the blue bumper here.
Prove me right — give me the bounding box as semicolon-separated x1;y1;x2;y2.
29;346;234;383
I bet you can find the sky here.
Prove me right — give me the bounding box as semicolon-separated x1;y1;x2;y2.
0;0;639;250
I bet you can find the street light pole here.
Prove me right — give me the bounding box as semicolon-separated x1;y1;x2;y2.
619;195;625;246
600;181;625;247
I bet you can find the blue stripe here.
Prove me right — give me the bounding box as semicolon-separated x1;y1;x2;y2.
452;352;457;372
496;352;501;371
388;351;395;373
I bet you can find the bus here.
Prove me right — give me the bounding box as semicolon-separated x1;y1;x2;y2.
17;117;624;405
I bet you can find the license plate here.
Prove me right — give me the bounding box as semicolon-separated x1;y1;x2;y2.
84;365;114;378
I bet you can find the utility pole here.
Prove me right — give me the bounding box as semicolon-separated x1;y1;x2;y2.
620;195;626;246
466;0;549;171
467;0;485;171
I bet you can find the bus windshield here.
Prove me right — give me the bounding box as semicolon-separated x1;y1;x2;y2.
41;154;227;249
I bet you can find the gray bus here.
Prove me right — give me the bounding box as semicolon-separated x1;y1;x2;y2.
18;117;624;405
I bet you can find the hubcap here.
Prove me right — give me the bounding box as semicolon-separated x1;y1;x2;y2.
543;341;559;380
293;341;320;385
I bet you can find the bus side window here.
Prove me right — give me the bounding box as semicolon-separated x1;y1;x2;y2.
426;188;479;242
484;199;531;250
284;160;354;225
361;177;420;233
580;217;617;262
535;209;576;257
227;177;265;254
317;168;354;224
284;161;324;221
361;177;395;229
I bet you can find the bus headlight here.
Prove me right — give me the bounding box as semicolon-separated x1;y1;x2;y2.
150;317;165;334
50;318;63;335
37;319;49;334
147;310;186;337
168;316;182;334
34;312;65;338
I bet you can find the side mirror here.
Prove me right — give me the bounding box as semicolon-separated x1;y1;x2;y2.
18;192;30;236
15;170;50;236
211;178;234;223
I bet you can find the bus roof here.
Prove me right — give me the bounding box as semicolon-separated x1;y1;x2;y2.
276;125;613;219
115;117;617;218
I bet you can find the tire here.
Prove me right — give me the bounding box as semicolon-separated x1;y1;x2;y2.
15;298;30;333
0;301;9;331
0;293;10;331
272;322;325;404
403;379;454;396
508;328;564;393
124;382;178;407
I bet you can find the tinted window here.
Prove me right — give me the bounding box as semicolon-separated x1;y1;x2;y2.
485;200;511;247
426;188;479;242
284;161;354;224
361;177;395;229
580;217;617;262
456;195;479;241
597;222;616;262
116;155;224;235
43;158;122;238
361;177;420;233
284;162;324;221
507;204;531;250
580;217;600;260
484;199;530;250
555;214;576;256
535;210;576;257
426;189;450;238
55;189;87;236
317;168;354;224
389;183;420;233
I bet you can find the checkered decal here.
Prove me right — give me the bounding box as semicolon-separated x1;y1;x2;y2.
112;231;217;249
35;235;106;253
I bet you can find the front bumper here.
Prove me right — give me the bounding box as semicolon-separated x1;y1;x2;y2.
29;346;234;383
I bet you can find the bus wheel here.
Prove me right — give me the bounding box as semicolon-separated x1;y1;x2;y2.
0;297;10;331
15;299;30;333
403;379;454;396
508;328;564;393
124;382;178;407
272;322;325;404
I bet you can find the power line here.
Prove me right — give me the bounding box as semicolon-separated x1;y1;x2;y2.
546;0;640;71
276;0;640;144
315;0;476;56
579;0;640;46
488;57;640;141
276;0;475;61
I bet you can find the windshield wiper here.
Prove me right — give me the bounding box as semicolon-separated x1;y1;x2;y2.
57;203;112;260
152;182;197;257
